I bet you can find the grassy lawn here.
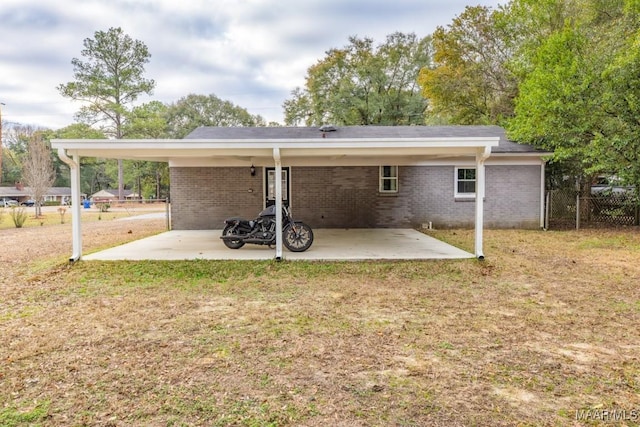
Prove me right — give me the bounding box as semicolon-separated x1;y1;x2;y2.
1;228;639;426
0;204;166;230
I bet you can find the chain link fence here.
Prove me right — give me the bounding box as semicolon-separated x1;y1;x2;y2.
546;189;640;229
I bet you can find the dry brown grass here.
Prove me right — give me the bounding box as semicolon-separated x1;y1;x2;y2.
1;223;639;426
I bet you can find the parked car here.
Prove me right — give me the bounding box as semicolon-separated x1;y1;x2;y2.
590;176;634;197
21;199;36;207
1;198;19;208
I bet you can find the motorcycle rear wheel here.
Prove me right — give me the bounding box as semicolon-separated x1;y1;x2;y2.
222;225;245;249
283;222;314;252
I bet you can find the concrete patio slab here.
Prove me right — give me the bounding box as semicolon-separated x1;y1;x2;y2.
82;228;474;261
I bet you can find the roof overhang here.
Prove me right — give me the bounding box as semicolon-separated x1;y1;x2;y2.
51;137;501;167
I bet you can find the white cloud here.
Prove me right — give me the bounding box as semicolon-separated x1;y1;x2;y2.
0;0;503;129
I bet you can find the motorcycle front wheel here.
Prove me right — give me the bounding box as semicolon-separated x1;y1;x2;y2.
222;224;245;249
283;222;314;252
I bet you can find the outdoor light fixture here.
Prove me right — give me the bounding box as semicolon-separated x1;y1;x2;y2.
250;164;256;176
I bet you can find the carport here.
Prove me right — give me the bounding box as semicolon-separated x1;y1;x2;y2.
82;228;474;261
52;127;499;261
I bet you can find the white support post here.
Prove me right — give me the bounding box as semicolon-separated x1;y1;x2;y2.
474;147;490;260
273;147;283;260
70;153;82;261
58;149;83;261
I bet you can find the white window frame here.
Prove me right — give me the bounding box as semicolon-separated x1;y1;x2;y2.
455;167;476;198
379;166;399;193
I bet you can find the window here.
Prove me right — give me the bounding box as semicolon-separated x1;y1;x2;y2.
267;168;288;202
455;167;476;197
379;166;398;193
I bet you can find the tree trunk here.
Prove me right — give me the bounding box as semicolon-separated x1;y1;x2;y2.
118;159;124;201
156;168;160;199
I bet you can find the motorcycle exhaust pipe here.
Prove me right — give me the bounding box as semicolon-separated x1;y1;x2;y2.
220;235;271;245
220;235;245;241
243;238;271;244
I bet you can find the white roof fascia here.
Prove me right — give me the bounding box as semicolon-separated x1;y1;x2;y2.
51;137;499;164
490;152;552;158
51;137;498;150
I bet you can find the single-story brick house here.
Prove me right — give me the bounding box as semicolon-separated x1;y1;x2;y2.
89;189;139;201
52;125;549;261
0;182;77;205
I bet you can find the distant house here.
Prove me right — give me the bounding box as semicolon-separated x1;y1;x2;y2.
43;187;78;204
0;182;78;205
89;189;139;202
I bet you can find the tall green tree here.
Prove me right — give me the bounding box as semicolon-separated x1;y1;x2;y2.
593;3;640;191
125;101;169;139
418;5;518;125
165;94;265;139
506;0;639;190
58;27;156;200
284;32;431;126
42;124;107;194
123;101;171;199
508;25;596;187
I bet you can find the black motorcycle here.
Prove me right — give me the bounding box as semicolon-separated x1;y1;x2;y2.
220;205;314;252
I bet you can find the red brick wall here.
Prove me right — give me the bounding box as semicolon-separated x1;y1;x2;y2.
170;165;542;230
170;167;263;229
291;166;380;228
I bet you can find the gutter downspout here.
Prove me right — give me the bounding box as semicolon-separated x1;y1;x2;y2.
273;147;283;261
474;146;491;260
57;148;82;262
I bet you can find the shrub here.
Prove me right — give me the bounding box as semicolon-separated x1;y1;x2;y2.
9;207;28;228
57;207;67;224
96;202;111;212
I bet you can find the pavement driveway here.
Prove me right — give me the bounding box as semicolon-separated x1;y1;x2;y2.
82;229;474;261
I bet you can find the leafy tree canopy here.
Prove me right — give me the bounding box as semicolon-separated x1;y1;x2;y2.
40;124;108;191
124;101;170;139
164;94;265;139
284;32;431;126
418;5;518;125
58;27;156;138
506;0;640;190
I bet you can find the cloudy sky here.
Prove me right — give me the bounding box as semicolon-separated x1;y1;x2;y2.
0;0;502;130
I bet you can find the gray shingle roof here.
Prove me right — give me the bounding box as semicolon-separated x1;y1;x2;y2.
46;187;74;196
96;189;135;197
0;186;74;197
185;125;545;154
